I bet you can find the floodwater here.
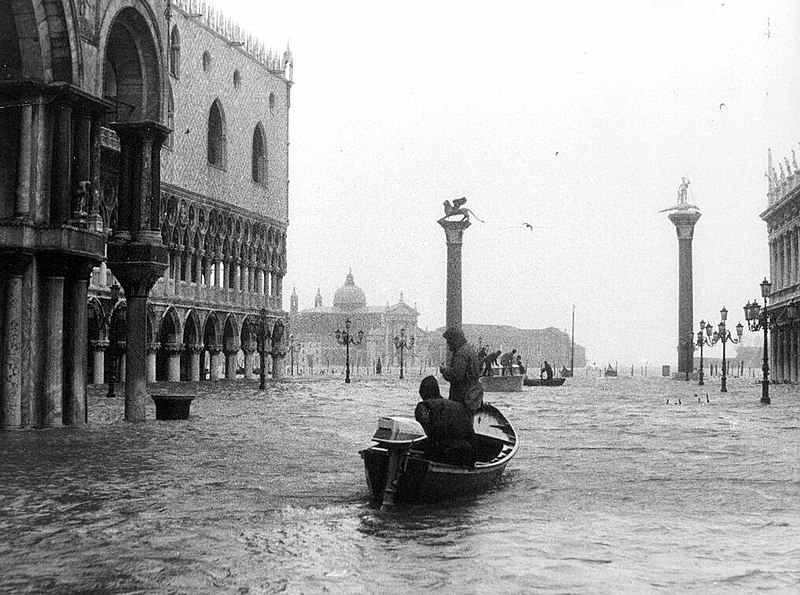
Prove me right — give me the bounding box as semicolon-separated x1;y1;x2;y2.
1;372;798;593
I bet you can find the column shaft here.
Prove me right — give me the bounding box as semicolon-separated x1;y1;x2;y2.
41;275;64;427
124;296;149;421
1;274;24;427
63;274;89;425
15;104;32;217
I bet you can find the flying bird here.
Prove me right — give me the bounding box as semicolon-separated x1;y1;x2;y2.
523;223;534;231
719;102;725;110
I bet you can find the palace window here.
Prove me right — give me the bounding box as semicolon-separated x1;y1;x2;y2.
252;123;267;184
169;26;180;77
207;99;226;168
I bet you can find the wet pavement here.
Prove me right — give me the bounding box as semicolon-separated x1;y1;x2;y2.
1;372;798;593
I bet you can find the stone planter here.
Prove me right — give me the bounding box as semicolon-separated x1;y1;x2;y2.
151;395;195;420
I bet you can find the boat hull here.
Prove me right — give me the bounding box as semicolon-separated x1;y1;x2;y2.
523;377;566;387
360;404;518;504
479;375;524;392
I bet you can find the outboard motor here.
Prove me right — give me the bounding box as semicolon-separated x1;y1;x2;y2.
371;417;426;509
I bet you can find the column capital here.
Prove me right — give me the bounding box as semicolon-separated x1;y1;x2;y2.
91;340;110;350
161;342;183;354
438;218;471;244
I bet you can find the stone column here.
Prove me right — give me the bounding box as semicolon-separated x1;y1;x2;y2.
15;104;32;218
62;262;94;425
208;346;222;380
91;340;108;385
224;349;239;380
271;353;285;380
188;344;202;381
165;344;182;382
147;343;158;383
107;122;169;422
50;104;73;225
769;240;776;289
71;111;92;220
438;217;472;363
0;256;31;428
668;209;702;376
790;324;798;383
41;270;65;427
243;348;257;380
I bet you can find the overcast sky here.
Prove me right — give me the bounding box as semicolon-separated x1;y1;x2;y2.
214;0;800;367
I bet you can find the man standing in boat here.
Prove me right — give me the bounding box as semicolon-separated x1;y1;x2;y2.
541;360;554;381
500;349;517;375
439;327;483;411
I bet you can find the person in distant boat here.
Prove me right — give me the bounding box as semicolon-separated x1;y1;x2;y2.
482;349;500;376
541;360;553;381
500;349;517;375
516;354;526;375
415;375;475;467
439;327;484;411
476;345;487;365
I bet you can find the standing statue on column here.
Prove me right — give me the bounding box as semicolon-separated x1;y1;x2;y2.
677;177;690;204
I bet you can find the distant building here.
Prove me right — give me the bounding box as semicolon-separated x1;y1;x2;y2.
453;323;587;371
288;271;430;374
761;148;800;382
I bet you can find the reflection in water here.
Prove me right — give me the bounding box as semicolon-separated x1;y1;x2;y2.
1;375;799;593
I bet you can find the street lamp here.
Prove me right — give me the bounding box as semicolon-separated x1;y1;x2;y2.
393;328;415;379
334;318;363;383
105;283;122;398
695;319;715;386
709;306;743;393
744;277;773;404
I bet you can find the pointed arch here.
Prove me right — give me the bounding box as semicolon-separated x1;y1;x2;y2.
252;122;266;184
207;98;226;168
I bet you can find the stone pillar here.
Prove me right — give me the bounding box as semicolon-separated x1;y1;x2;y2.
0;256;31;427
91;341;108;385
271;353;285;380
188;344;202;381
208;346;222;380
107;122;169;421
51;104;73;224
62;262;94;425
41;272;65;427
667;209;702;376
224;350;238;380
165;344;182;382
769;240;776;289
791;324;798;383
147;344;158;384
438;217;471;365
72;111;92;220
243;349;257;380
15;104;32;218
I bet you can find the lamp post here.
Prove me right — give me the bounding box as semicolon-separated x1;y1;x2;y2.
105;283;121;398
713;306;743;393
695;320;715;386
393;328;415;379
744;278;773;404
334;318;363;383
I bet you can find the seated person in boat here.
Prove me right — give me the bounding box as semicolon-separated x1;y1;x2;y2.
482;350;500;376
500;349;517;375
541;360;553;381
414;375;475;467
516;354;526;375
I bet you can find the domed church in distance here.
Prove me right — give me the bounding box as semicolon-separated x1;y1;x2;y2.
288;270;436;375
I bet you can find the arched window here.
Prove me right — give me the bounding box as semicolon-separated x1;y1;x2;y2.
252;123;266;184
207;99;226;168
169;26;180;77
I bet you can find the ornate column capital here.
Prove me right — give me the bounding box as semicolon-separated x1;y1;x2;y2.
438;218;471;244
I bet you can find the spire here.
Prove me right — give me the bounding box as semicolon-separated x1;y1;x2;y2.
399;291;404;303
767;148;777;193
314;287;323;308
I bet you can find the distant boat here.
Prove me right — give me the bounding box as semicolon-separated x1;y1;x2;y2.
524;377;566;387
603;363;618;378
559;366;573;378
480;373;525;392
